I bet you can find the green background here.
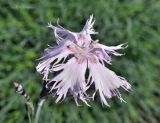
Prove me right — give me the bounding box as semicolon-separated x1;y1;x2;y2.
0;0;160;123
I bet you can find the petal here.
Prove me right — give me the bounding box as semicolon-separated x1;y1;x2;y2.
90;48;112;64
41;42;65;60
97;43;128;56
40;40;75;60
82;15;98;35
48;21;77;44
47;58;89;105
36;45;72;80
88;61;131;106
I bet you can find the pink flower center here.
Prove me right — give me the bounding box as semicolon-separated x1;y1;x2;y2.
67;37;98;64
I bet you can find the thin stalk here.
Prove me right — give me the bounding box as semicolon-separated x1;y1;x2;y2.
27;110;32;123
25;101;32;123
35;99;45;123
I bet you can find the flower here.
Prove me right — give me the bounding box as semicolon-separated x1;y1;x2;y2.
36;15;131;106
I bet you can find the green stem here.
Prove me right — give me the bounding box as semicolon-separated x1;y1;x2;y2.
35;99;45;123
27;110;32;123
25;101;33;123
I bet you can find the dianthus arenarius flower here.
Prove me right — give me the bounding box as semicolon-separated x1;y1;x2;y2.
37;15;131;106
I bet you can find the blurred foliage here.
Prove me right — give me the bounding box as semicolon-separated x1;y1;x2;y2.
0;0;160;123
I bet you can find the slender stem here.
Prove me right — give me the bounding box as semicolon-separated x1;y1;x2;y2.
27;102;34;117
27;110;32;123
35;99;45;123
25;101;32;123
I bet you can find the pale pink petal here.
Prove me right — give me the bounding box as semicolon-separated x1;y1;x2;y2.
48;22;77;44
90;48;112;64
82;14;98;35
88;61;131;106
97;43;128;56
36;45;72;80
47;58;89;105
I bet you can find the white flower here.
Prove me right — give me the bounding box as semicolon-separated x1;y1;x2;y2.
37;15;131;106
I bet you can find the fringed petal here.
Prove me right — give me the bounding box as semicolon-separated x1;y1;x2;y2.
82;14;98;35
48;21;77;44
97;43;128;56
47;58;89;105
36;48;72;80
88;61;131;106
41;42;65;60
90;48;112;64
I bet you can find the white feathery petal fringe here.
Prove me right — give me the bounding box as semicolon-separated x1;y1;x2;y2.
88;60;131;106
47;58;89;106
